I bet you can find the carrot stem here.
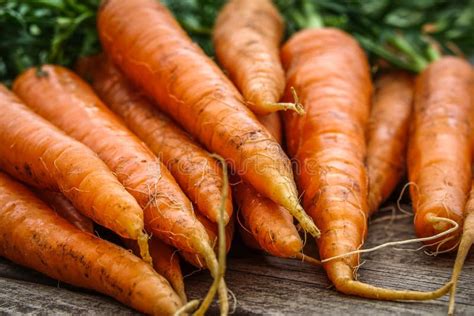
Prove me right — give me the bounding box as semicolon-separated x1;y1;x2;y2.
388;34;429;71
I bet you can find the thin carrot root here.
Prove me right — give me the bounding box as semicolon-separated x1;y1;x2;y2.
194;154;229;316
448;211;474;315
338;279;452;300
321;216;459;263
174;299;200;316
264;87;305;115
448;234;472;315
137;232;153;266
294;252;321;266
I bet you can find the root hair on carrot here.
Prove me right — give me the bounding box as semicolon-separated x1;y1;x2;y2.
174;299;200;316
193;154;229;316
320;216;459;263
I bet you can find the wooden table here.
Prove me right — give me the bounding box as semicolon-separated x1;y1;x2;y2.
0;210;473;315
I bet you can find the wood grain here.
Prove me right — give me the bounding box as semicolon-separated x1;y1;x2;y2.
0;210;473;315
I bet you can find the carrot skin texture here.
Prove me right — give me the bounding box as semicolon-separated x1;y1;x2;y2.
0;172;181;315
181;213;234;269
234;180;302;257
0;85;144;241
13;65;211;260
367;71;414;215
258;113;283;143
282;28;451;300
35;190;94;233
283;28;372;281
213;0;287;115
235;113;303;257
97;0;319;238
408;57;473;250
76;55;232;225
124;238;187;303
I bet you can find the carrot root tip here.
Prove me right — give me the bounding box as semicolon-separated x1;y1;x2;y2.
194;154;229;316
137;232;153;266
294;252;321;266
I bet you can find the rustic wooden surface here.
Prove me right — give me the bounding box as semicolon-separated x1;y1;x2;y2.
0;209;473;315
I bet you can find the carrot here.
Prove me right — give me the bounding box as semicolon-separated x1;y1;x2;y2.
367;71;414;215
97;0;319;240
0;171;181;315
181;213;234;269
234;180;303;258
448;179;474;315
13;65;225;314
37;187;188;305
123;238;187;304
34;189;94;233
234;112;303;257
213;0;302;115
257;113;283;143
408;57;473;251
282;27;451;300
0;84;150;262
76;55;232;225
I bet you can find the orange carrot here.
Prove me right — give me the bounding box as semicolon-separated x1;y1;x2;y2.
367;71;414;215
13;65;225;313
235;112;303;257
408;57;473;251
14;65;228;314
258;113;283;143
181;213;234;269
97;0;319;239
234;180;302;258
34;189;94;233
0;171;181;315
123;238;186;304
213;0;301;115
0;85;149;261
448;76;474;315
282;27;451;299
448;178;474;315
76;55;232;225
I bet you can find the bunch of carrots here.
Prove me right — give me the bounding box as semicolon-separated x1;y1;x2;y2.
0;0;473;315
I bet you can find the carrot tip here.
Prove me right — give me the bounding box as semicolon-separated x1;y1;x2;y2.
194;154;229;316
294;253;321;266
137;232;153;266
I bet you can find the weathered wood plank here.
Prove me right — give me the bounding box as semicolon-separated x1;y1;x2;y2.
0;277;137;315
0;212;472;315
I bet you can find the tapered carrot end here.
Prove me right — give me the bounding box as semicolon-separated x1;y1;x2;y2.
447;232;473;315
294;253;321;266
293;204;320;238
137;232;153;266
193;154;229;316
338;279;452;301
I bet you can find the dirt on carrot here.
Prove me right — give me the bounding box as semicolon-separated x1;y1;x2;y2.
282;27;451;300
0;84;148;260
367;71;414;215
213;0;301;115
123;237;187;304
0;171;182;315
76;55;233;225
408;56;473;251
97;0;319;240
